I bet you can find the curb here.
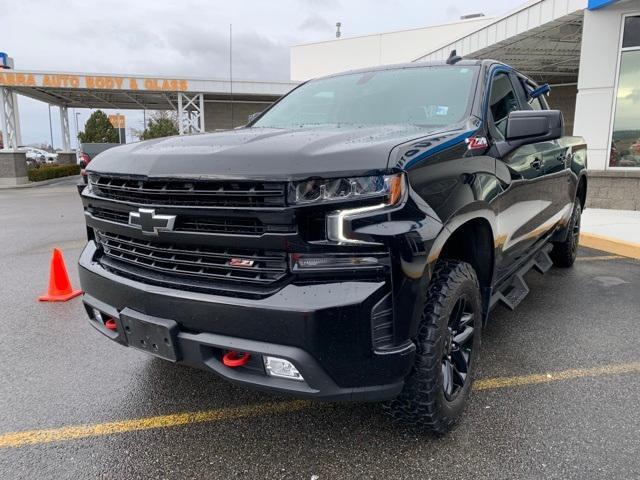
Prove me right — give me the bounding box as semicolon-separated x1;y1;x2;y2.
0;175;80;190
579;232;640;260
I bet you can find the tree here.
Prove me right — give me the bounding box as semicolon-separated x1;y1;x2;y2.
77;110;119;143
139;111;179;140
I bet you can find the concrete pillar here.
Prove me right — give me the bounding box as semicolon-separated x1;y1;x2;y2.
0;89;7;149
573;3;639;171
177;93;205;134
59;105;71;152
11;91;22;147
0;87;20;150
0;151;28;185
199;93;205;132
177;93;184;135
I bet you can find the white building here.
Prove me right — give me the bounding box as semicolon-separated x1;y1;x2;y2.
291;0;640;210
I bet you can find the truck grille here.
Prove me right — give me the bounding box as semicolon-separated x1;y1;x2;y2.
88;206;280;235
94;231;288;288
90;176;287;208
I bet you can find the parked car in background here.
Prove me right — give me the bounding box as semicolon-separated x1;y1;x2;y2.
15;147;41;169
19;147;45;164
35;147;58;163
77;143;120;181
19;147;58;164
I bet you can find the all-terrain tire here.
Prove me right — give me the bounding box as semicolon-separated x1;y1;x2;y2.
383;259;482;434
550;201;582;268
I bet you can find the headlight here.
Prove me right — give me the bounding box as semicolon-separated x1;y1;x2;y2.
85;174;96;194
324;173;406;245
289;173;404;206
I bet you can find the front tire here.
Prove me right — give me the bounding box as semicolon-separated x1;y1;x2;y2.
384;259;482;434
550;201;582;268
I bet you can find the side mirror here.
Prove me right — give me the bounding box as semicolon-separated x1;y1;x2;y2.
505;110;564;142
492;110;564;158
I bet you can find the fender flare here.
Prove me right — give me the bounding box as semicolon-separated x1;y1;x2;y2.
426;204;498;266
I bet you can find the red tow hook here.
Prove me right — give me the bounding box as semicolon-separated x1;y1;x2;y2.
222;351;251;368
104;318;118;331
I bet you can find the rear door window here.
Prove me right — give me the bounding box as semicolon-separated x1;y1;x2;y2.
518;79;546;111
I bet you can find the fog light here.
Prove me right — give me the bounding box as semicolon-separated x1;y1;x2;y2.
263;356;304;381
92;308;104;323
291;254;380;271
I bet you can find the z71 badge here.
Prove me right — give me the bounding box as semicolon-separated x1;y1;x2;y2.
466;136;489;150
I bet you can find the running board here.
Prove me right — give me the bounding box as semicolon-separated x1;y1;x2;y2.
490;244;553;311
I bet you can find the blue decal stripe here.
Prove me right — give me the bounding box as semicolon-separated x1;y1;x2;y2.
404;130;476;169
588;0;618;10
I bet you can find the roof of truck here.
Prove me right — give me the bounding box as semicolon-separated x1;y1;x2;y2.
316;59;500;81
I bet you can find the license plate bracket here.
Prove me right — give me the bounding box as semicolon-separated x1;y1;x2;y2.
120;309;180;362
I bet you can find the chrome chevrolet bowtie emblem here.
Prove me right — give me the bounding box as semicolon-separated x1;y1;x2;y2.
228;258;255;267
129;208;176;235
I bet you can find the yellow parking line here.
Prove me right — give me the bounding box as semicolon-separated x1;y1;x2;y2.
474;362;640;390
0;400;311;449
1;362;639;449
576;255;623;261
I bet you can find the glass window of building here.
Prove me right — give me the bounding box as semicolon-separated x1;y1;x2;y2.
610;16;640;168
622;16;640;49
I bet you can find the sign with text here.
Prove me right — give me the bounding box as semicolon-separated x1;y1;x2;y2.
0;71;190;92
108;114;126;129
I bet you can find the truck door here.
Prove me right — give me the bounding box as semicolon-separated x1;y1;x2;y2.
487;72;548;278
513;75;573;237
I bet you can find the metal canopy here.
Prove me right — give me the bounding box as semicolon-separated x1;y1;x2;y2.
1;71;295;110
415;0;586;85
6;86;286;111
0;70;296;150
468;13;583;84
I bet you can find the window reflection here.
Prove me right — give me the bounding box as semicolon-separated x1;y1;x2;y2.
622;16;640;49
610;49;640;167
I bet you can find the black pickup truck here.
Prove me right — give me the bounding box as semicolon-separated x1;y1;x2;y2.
79;57;587;433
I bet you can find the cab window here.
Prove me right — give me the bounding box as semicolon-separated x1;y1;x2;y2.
488;73;519;141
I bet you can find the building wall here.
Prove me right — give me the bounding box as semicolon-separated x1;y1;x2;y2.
548;84;578;135
586;170;640;210
203;102;270;131
290;17;494;81
573;1;640;171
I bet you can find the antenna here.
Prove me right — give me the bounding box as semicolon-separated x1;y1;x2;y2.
229;23;234;128
446;49;463;65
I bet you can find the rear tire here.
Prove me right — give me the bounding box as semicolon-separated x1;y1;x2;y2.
550;201;582;268
383;259;482;434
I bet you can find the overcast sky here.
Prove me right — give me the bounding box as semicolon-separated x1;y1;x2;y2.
1;0;517;147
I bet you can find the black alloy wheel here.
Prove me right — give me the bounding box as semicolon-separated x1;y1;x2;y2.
442;295;475;401
383;259;482;433
551;201;582;268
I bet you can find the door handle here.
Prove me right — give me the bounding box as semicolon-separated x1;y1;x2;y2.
530;157;542;170
558;152;573;164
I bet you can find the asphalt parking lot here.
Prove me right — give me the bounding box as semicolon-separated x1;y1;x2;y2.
0;177;638;479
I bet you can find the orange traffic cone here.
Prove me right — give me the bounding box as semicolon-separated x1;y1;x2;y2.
38;248;82;302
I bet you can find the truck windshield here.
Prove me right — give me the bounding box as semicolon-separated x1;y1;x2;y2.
253;65;478;129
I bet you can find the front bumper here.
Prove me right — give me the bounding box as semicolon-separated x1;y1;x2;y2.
79;242;415;401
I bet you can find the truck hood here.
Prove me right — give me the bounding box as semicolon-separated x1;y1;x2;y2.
87;125;456;180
